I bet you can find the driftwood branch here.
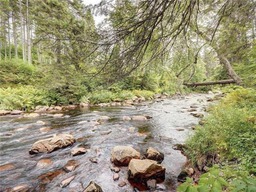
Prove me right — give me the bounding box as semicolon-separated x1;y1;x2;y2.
184;79;236;87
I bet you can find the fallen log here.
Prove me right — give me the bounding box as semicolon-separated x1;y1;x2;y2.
184;79;236;87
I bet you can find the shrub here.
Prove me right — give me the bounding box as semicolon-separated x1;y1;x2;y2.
132;90;155;100
88;90;116;104
178;165;256;192
185;88;256;172
0;86;48;110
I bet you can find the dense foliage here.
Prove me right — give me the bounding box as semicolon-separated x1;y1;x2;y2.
178;87;256;191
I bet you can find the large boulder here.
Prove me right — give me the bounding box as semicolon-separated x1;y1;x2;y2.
83;181;103;192
111;146;140;166
145;147;164;163
29;134;75;154
128;159;165;182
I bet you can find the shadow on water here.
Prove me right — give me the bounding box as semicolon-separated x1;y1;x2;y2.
0;93;212;191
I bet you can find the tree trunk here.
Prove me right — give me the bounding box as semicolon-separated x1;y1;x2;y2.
26;0;32;64
217;53;242;85
8;14;11;59
195;29;243;85
19;0;26;62
184;79;236;87
12;12;18;59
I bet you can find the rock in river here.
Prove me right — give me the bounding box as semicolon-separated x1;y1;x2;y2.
83;181;103;192
128;159;165;182
0;110;11;116
71;147;87;156
29;133;75;154
10;184;30;192
60;175;75;188
145;147;164;163
36;158;53;168
111;146;140;166
0;163;15;172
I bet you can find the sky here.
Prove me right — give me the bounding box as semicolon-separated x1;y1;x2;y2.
82;0;105;25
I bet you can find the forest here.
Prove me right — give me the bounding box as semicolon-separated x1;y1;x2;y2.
0;0;255;191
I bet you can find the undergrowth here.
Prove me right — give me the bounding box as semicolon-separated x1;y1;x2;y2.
178;87;256;191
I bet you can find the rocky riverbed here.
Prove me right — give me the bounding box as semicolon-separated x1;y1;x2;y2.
0;93;219;191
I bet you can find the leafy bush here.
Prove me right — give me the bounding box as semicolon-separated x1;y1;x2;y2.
132;90;155;100
0;86;48;110
117;90;135;101
88;90;116;104
180;87;256;191
178;165;256;192
185;88;256;172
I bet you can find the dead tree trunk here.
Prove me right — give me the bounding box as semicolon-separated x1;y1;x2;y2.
184;79;236;87
217;53;242;85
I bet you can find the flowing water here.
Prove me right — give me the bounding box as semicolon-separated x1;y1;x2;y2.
0;93;215;192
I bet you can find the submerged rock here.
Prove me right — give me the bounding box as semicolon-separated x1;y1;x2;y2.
191;113;204;118
118;181;127;187
52;113;64;118
83;181;103;192
0;163;15;172
128;159;165;182
122;116;131;121
63;160;79;172
131;116;148;121
110;166;120;173
36;120;46;125
38;169;65;184
39;127;51;133
98;116;110;121
89;157;98;164
36;158;53;168
23;113;40;118
29;134;75;154
111;146;140;166
145;147;164;163
71;147;87;156
10;184;30;192
113;173;119;181
60;175;75;188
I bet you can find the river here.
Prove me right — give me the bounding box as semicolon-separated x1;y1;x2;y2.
0;93;215;192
